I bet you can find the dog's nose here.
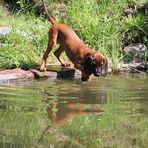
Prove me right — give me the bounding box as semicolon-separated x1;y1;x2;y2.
93;72;100;77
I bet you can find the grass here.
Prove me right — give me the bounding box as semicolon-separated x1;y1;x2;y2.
0;13;49;69
0;0;147;70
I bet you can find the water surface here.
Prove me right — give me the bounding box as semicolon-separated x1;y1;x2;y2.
0;74;148;147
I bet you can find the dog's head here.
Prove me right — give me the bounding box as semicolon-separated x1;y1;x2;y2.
83;53;108;77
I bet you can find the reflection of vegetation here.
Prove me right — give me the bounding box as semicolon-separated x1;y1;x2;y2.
0;111;49;147
60;91;148;147
0;77;148;147
0;83;49;147
37;89;148;147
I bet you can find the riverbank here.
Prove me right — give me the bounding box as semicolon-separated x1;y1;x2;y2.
0;61;148;84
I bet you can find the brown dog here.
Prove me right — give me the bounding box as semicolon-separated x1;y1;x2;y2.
40;0;108;81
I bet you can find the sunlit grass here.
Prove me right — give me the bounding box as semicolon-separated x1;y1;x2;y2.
65;0;127;67
0;14;51;69
0;0;147;70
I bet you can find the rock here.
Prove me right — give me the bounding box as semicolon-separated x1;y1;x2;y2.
0;27;34;40
30;65;79;79
57;68;75;78
123;43;147;63
30;69;57;78
15;30;35;40
47;65;80;78
0;43;5;47
0;65;80;84
0;27;11;37
118;62;148;73
0;68;34;83
74;69;81;78
107;61;113;73
122;2;138;17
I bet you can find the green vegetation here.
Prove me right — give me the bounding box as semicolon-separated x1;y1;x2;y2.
0;0;147;70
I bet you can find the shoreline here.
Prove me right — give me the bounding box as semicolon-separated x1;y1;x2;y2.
0;62;148;84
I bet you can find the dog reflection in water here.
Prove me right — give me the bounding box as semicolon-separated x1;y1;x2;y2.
38;101;105;143
48;102;103;126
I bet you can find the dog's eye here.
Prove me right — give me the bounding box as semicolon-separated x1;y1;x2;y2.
92;63;97;67
96;63;103;68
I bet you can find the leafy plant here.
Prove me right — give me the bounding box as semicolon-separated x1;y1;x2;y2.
0;0;147;70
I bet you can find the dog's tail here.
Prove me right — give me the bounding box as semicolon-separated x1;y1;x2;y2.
41;0;57;24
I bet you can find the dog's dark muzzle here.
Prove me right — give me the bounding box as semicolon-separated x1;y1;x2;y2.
92;67;102;77
93;71;101;77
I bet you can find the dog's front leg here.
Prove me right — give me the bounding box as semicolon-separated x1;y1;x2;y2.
74;64;91;81
81;72;92;82
40;41;53;71
40;28;57;71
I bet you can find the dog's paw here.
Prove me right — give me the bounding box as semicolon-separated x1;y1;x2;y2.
61;63;71;67
40;66;46;72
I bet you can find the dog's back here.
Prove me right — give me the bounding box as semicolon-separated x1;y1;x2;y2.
55;24;83;44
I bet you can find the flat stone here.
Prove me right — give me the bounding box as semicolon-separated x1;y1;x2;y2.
30;64;82;79
57;68;75;78
0;68;34;82
47;65;82;78
30;69;57;78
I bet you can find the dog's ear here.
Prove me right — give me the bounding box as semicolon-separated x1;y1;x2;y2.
102;57;108;77
83;55;94;74
84;55;94;68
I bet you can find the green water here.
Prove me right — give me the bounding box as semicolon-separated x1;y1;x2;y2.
0;74;148;148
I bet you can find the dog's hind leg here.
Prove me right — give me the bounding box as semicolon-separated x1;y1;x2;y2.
54;47;71;67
